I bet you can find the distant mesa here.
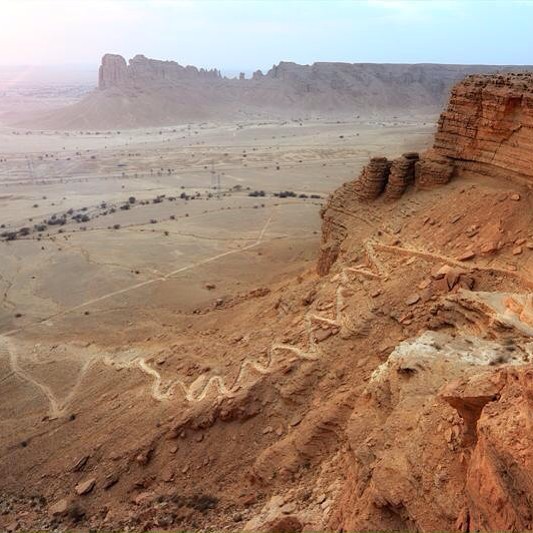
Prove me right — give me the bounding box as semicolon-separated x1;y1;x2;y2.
18;53;533;129
98;53;222;90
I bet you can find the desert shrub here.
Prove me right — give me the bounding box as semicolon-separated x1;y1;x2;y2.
3;231;17;241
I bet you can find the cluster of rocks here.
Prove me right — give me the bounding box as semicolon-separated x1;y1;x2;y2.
384;152;419;199
353;150;456;202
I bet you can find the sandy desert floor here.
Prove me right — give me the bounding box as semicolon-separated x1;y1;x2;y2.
0;117;434;334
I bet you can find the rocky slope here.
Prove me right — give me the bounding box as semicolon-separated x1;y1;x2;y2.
1;74;532;532
316;72;533;531
21;55;533;129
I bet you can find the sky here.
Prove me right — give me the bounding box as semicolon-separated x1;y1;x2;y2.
1;0;533;73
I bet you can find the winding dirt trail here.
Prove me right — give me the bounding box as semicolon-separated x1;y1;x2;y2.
0;226;374;415
97;251;374;405
0;336;64;418
374;242;533;288
0;212;282;415
6;227;527;417
99;313;325;404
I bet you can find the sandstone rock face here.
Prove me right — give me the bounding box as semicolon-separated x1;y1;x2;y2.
329;333;532;533
434;73;533;184
316;184;353;275
415;149;455;189
354;157;392;200
384;152;419;199
463;367;533;532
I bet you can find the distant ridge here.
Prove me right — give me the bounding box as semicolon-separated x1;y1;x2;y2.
20;54;533;129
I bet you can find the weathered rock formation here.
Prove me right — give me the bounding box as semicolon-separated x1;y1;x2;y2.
98;54;128;90
318;72;533;276
98;53;222;90
414;150;455;189
330;333;533;533
383;152;419;199
349;149;455;207
354;157;392;200
434;73;533;184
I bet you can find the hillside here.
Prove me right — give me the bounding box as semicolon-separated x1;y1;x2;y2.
0;73;531;532
20;54;533;129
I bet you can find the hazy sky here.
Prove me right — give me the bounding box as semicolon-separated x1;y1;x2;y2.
1;0;533;72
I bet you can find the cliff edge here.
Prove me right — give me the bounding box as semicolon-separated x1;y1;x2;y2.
435;73;533;182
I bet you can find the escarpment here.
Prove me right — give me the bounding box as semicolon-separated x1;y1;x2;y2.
1;71;532;533
98;53;222;90
313;72;532;533
434;73;533;183
25;56;533;129
319;72;533;276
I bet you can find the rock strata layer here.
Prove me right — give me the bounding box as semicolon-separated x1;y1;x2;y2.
384;152;419;199
415;150;455;189
433;73;533;184
354;157;392;200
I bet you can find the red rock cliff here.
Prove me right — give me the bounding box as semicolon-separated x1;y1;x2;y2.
434;73;533;183
318;72;533;276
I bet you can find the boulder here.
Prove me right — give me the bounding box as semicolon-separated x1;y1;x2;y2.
75;478;96;496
